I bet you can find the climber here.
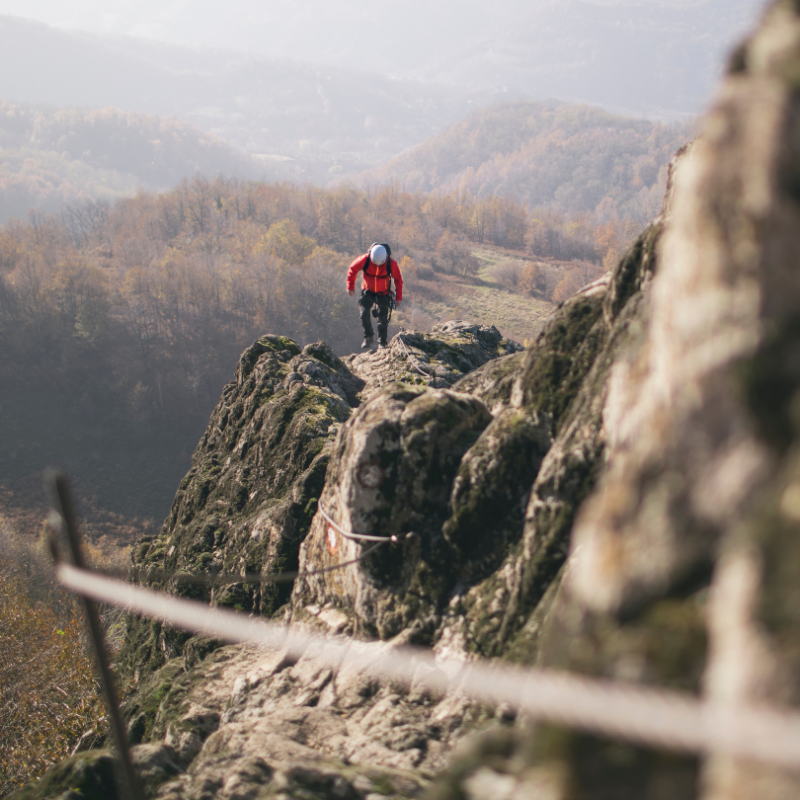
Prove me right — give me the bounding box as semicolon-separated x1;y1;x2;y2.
346;243;403;350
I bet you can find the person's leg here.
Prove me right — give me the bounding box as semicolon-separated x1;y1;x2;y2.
376;295;390;345
358;291;375;344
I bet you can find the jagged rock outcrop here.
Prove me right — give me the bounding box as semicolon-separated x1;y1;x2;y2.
10;234;661;799
122;336;361;679
343;321;521;401
292;382;495;640
16;243;656;800
17;4;800;799
116;322;519;739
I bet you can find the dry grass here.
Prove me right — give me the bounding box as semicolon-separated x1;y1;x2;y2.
394;245;555;343
0;519;128;795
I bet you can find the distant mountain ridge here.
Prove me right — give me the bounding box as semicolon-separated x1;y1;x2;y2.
0;101;262;222
357;100;692;221
420;0;763;116
0;15;512;184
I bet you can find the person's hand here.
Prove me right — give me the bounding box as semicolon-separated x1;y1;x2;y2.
348;289;354;296
395;299;401;305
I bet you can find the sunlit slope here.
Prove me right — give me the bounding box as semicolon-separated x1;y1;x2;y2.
358;100;692;220
396;246;554;344
0;101;262;222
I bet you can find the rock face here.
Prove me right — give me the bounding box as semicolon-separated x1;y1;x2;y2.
116;322;522;747
342;321;522;401
292;382;495;641
122;336;362;677
33;247;649;800
17;3;800;798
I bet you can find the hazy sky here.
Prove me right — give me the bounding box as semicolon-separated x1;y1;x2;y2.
0;0;771;121
0;0;767;71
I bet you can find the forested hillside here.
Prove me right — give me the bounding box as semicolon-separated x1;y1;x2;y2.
0;172;644;534
0;102;261;223
359;100;692;223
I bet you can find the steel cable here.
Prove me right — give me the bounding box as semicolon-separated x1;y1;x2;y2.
397;333;438;386
52;560;800;770
84;504;403;588
318;503;410;544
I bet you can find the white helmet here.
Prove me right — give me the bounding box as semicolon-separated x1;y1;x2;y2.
369;244;387;265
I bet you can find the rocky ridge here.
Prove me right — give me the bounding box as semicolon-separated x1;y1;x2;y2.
10;199;660;798
110;320;529;799
12;209;654;800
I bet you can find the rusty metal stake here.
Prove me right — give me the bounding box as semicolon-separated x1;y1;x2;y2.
53;474;145;800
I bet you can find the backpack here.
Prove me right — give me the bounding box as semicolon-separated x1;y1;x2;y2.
364;242;394;281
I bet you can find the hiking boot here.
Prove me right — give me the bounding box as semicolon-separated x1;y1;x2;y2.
361;336;374;350
378;340;388;350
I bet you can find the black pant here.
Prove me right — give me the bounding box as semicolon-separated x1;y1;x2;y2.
359;290;391;342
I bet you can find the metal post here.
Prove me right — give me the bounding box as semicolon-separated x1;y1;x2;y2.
53;474;144;800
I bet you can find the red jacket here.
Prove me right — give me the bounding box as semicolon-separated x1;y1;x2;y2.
346;253;403;302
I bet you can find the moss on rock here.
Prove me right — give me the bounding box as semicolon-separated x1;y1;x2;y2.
293;382;493;640
443;407;553;581
7;751;119;800
120;339;361;679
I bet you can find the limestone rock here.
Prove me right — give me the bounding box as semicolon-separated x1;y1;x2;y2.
291;382;493;640
122;336;360;678
118;640;489;799
5;745;181;800
343;321;521;402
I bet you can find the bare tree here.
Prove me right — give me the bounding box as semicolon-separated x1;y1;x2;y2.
61;199;110;250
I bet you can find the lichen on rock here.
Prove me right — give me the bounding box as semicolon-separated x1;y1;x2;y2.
343;320;521;402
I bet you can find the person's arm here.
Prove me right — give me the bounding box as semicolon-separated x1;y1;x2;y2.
346;254;368;295
392;258;403;303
